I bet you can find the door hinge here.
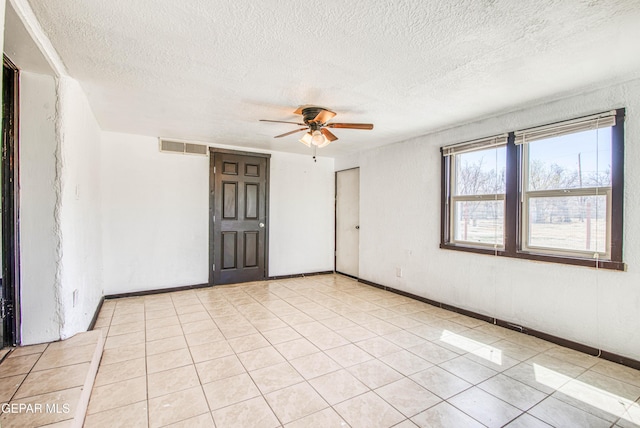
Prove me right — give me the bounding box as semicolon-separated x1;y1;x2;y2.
212;264;215;271
213;166;216;174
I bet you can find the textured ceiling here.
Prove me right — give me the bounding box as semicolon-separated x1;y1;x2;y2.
25;0;640;157
4;2;54;75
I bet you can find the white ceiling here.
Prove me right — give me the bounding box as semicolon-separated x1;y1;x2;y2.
23;0;640;157
4;2;53;75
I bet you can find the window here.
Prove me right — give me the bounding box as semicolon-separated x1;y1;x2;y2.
446;137;506;248
441;109;625;270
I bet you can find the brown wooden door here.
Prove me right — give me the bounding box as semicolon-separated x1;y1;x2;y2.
210;150;269;285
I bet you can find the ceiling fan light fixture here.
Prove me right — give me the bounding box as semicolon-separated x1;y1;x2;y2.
311;130;325;146
299;132;312;147
317;138;331;148
261;105;373;157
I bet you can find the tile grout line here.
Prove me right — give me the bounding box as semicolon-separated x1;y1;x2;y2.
144;298;150;428
5;342;50;404
83;275;640;428
190;290;220;427
204;287;299;427
252;283;414;426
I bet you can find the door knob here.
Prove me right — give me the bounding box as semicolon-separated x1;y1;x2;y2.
259;223;265;228
355;225;360;229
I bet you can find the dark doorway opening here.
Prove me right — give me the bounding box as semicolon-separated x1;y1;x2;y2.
1;55;20;347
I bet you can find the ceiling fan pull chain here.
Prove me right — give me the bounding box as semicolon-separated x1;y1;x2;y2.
313;145;317;162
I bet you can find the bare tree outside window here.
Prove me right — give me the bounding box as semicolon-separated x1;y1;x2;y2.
453;148;505;245
441;109;624;270
525;129;611;254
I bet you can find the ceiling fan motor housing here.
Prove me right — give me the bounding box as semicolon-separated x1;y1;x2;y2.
259;106;372;142
301;107;331;124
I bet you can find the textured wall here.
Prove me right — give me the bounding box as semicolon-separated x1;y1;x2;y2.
57;76;104;339
19;71;61;344
268;152;335;276
355;78;640;361
100;133;335;294
17;73;105;344
100;132;210;295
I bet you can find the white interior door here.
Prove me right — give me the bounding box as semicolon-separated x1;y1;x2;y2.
336;168;359;277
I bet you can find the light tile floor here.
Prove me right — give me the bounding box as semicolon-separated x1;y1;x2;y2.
85;274;640;427
0;330;103;427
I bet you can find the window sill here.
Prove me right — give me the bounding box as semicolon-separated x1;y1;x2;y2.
439;243;626;271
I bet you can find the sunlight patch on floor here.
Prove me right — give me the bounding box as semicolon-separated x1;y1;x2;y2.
440;330;503;365
534;363;639;423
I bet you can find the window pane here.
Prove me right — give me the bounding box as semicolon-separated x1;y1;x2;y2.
453;200;504;245
455;147;506;196
528;195;607;253
527;128;611;191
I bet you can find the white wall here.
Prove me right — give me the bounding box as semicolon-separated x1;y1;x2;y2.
268;152;334;276
19;71;61;344
101;133;335;295
100;133;210;295
0;0;4;52
335;152;360;172
57;76;104;339
17;72;105;344
352;78;640;361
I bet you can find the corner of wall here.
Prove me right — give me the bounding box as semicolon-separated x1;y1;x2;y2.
334;152;360;171
56;76;105;339
52;75;66;340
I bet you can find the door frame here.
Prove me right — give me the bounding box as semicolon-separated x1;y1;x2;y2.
208;148;270;285
334;167;360;279
2;55;21;347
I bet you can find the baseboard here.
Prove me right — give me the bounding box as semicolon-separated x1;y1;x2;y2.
104;271;335;300
87;296;105;331
335;271;358;280
0;348;14;365
268;271;334;280
105;283;210;299
357;277;640;371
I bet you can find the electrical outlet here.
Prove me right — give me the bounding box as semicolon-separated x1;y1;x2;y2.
396;267;402;278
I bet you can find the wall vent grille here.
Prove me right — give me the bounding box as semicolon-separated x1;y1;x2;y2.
185;143;208;155
159;139;208;156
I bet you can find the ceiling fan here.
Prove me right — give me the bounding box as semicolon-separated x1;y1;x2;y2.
260;105;373;158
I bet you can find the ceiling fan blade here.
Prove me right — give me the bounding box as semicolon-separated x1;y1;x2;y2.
326;123;374;130
313;109;336;124
274;127;308;138
320;128;338;142
260;119;306;126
